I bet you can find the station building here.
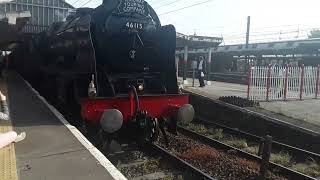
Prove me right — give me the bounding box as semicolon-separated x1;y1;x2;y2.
176;38;320;84
0;0;74;26
0;0;74;50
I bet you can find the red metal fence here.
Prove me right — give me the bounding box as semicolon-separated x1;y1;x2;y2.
247;65;320;101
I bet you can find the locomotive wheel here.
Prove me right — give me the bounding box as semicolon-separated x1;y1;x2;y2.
165;117;178;135
159;118;169;147
136;111;160;143
147;118;159;142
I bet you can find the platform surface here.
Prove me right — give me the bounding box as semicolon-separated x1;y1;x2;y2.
0;76;18;180
6;72;120;180
179;77;247;99
179;77;320;133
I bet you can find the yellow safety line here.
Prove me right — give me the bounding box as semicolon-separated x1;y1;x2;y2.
0;75;18;180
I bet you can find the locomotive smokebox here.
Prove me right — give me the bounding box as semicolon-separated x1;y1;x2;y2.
177;104;194;125
100;109;123;133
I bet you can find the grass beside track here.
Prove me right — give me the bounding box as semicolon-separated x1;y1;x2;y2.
183;122;320;178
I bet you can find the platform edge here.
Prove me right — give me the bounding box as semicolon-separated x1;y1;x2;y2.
18;73;127;180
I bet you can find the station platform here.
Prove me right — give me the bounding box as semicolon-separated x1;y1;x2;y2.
179;78;247;99
0;71;126;180
179;77;320;134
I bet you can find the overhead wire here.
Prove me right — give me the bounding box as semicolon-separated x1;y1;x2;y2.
219;25;319;44
155;0;184;9
222;26;320;39
191;24;319;38
72;0;319;44
79;0;93;7
224;30;299;39
250;24;301;31
225;34;308;43
158;0;215;16
69;0;84;6
146;0;158;3
222;29;312;44
149;0;172;5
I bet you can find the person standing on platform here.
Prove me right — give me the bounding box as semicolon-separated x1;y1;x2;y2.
197;56;206;87
0;52;3;78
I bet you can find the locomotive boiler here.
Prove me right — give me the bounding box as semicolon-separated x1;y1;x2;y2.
10;0;194;145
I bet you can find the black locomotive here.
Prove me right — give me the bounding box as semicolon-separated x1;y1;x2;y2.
10;0;194;145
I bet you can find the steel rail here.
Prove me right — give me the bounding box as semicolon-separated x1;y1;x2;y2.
196;117;320;163
185;91;320;153
146;143;216;180
178;126;316;180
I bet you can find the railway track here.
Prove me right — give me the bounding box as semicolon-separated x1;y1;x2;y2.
188;92;320;153
156;130;288;180
180;118;320;179
104;141;213;180
51;101;214;179
44;92;319;180
56;102;285;179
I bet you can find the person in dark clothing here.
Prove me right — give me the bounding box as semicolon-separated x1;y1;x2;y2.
0;53;4;78
197;56;206;87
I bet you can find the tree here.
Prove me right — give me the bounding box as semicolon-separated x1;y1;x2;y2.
308;29;320;39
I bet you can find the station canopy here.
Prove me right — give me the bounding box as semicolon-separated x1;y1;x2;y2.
176;38;320;55
0;11;31;50
176;32;223;49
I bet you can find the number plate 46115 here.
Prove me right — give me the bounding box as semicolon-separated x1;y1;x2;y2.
126;22;143;29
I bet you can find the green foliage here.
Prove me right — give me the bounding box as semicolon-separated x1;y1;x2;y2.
207;128;224;140
244;145;259;155
292;162;320;177
116;161;123;172
224;138;248;149
186;124;208;134
270;151;292;167
142;158;161;173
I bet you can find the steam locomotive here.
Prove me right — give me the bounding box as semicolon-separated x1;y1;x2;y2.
10;0;194;145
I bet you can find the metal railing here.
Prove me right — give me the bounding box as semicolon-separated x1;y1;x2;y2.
8;23;48;34
178;70;248;84
247;65;320;101
20;24;48;33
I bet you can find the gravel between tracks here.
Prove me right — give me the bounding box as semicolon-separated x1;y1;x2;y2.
157;133;287;180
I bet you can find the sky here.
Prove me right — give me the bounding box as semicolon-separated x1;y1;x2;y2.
66;0;320;44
